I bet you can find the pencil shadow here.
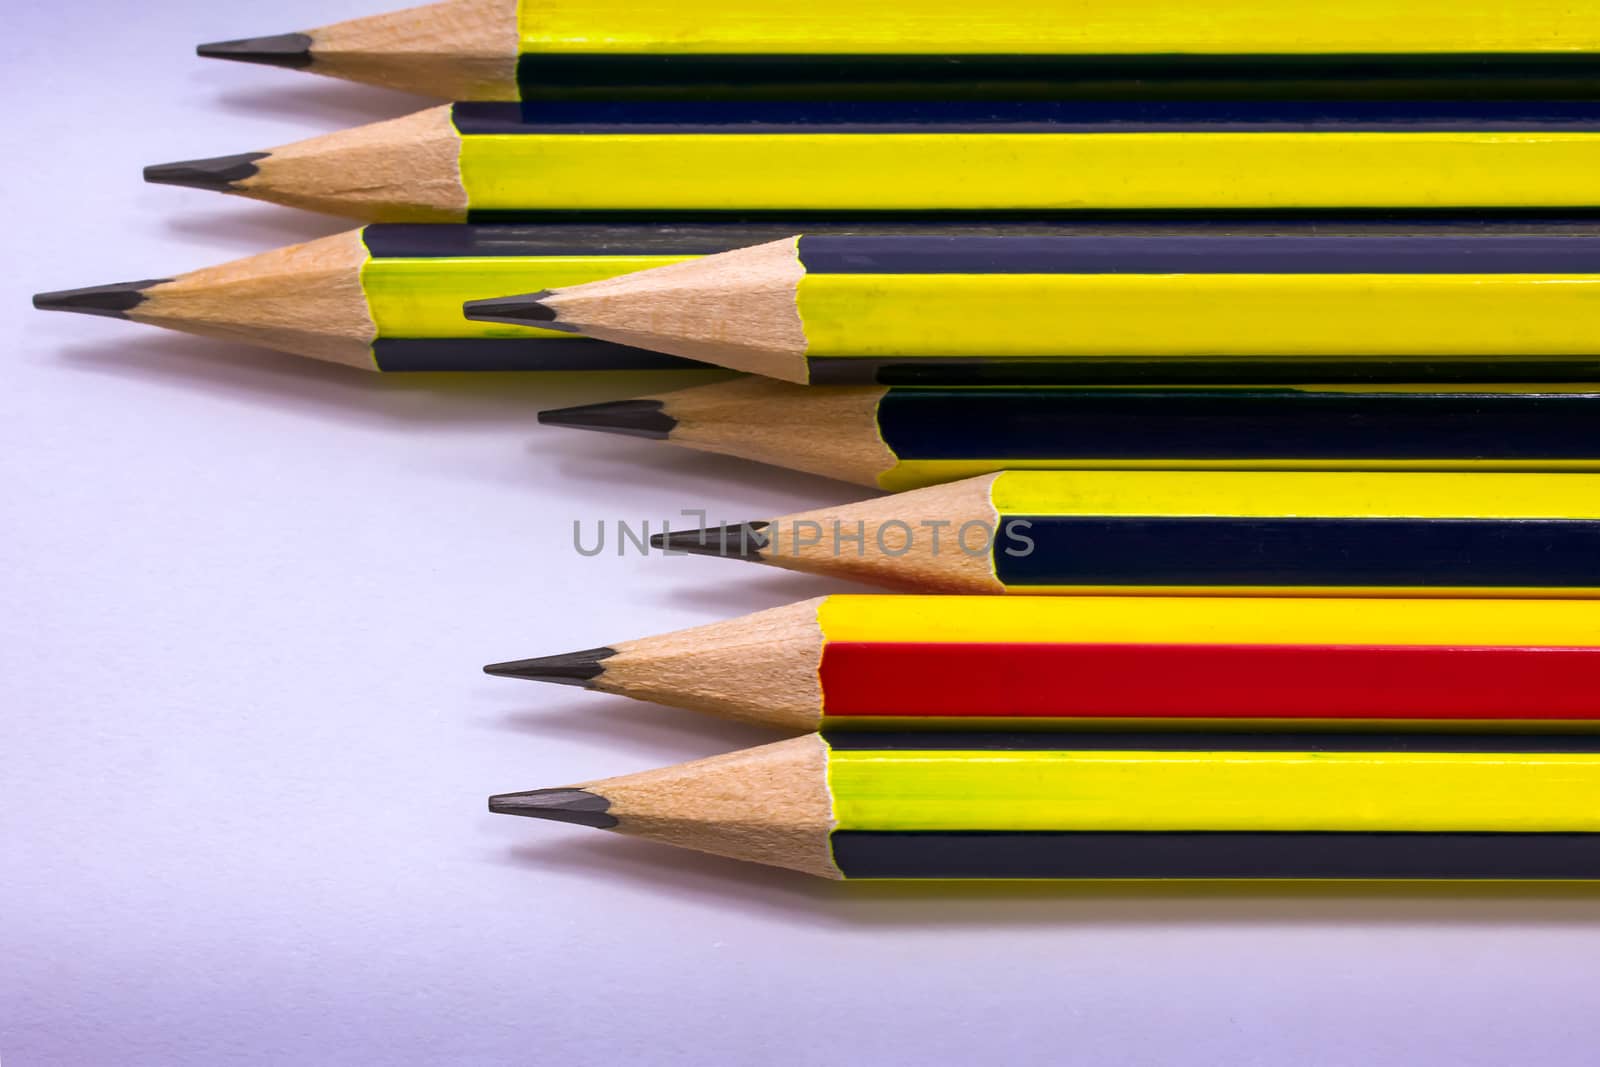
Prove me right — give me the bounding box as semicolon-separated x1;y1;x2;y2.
198;73;437;127
493;695;783;760
47;332;720;433
501;835;1600;930
645;569;864;615
158;203;356;253
555;443;863;501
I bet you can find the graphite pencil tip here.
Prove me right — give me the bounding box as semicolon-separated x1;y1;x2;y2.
462;292;578;331
483;647;617;687
538;399;678;440
651;522;771;561
488;788;618;828
144;152;270;193
32;280;166;320
196;33;315;70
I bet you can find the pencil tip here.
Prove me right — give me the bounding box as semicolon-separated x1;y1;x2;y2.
144;152;269;193
651;522;771;561
483;647;617;686
489;788;617;828
538;399;677;440
462;291;579;331
196;33;314;69
32;280;166;320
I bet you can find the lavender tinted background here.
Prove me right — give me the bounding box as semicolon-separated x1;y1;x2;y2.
5;2;1600;1063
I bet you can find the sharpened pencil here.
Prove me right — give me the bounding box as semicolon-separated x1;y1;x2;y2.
649;470;1600;595
482;595;1600;730
200;0;1600;103
468;232;1600;383
490;732;1600;878
37;221;1141;371
539;378;1600;489
145;102;1600;222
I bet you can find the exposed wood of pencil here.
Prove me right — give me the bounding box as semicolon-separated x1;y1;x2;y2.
145;107;468;223
487;599;827;728
678;475;1006;593
540;378;895;485
35;232;375;369
493;734;839;877
200;0;521;102
509;239;811;381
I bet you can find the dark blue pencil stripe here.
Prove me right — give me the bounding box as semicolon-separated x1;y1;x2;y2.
372;338;703;372
366;221;1600;258
824;733;1600;753
806;358;1600;386
794;235;1600;274
452;100;1600;135
362;221;1208;258
992;517;1600;588
831;832;1600;879
516;53;1600;103
876;388;1600;459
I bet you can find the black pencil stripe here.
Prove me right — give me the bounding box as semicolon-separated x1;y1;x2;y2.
993;517;1600;588
794;235;1600;274
364;220;1600;258
831;832;1600;879
516;53;1600;103
371;338;704;372
823;733;1600;752
453;99;1600;134
805;358;1600;386
875;388;1600;460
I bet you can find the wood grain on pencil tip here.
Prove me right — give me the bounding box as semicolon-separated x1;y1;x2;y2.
143;107;468;222
32;232;377;369
198;0;521;102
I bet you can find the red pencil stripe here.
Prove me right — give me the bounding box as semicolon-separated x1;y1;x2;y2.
818;642;1600;719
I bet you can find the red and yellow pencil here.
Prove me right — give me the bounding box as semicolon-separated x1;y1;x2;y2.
484;595;1600;730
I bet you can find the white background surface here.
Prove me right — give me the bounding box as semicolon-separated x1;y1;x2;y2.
7;3;1600;1063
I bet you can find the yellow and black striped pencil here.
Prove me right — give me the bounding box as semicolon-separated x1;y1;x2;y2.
466;232;1600;383
491;732;1600;879
144;102;1600;221
540;378;1600;489
649;469;1600;596
200;0;1600;102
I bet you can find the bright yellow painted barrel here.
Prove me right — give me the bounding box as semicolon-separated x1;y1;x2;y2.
457;133;1600;212
519;0;1600;54
795;272;1600;358
828;748;1600;831
362;254;696;338
984;469;1600;519
813;594;1600;647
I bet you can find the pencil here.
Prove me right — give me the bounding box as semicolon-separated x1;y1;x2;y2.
466;232;1600;383
489;732;1600;878
32;222;1104;371
144;102;1600;223
198;0;1600;103
648;470;1600;595
481;595;1600;729
539;378;1600;489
